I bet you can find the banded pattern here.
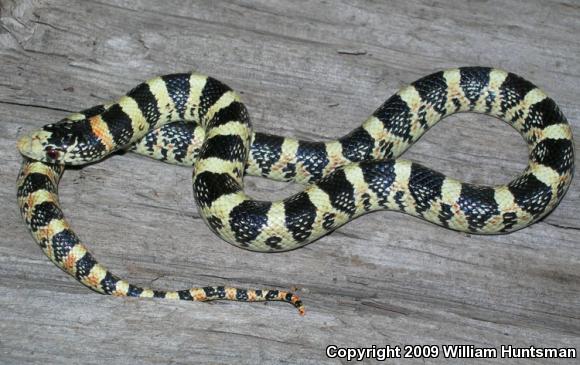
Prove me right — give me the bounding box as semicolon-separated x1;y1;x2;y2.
16;67;574;312
16;158;304;314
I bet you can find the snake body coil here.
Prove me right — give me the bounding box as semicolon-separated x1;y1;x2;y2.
17;67;574;313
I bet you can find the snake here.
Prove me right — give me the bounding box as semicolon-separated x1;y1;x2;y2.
16;67;575;314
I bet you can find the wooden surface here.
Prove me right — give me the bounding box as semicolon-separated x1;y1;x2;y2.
1;1;579;364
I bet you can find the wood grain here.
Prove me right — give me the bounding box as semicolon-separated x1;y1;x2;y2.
1;0;578;364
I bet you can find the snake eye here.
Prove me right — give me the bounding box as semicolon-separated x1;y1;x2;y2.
45;147;61;161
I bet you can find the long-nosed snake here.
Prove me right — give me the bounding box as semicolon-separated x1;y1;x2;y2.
16;67;574;314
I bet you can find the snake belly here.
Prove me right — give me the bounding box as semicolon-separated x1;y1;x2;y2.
16;67;574;310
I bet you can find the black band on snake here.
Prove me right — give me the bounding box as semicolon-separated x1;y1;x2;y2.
16;67;575;315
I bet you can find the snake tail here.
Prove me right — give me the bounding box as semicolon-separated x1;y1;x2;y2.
17;159;304;314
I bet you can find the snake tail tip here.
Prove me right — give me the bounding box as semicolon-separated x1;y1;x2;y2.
293;298;306;316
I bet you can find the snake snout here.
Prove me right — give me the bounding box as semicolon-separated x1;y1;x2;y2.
17;131;65;163
16;134;32;154
16;134;43;160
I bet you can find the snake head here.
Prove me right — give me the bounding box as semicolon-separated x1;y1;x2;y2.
17;118;98;165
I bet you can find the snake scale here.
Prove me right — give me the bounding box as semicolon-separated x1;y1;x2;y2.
16;67;574;314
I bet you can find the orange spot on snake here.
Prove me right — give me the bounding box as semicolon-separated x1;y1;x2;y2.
86;274;101;289
89;116;114;151
63;254;77;272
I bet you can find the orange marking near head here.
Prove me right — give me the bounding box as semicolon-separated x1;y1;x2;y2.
89;116;115;151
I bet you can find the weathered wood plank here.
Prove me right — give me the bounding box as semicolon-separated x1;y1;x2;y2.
1;0;579;364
